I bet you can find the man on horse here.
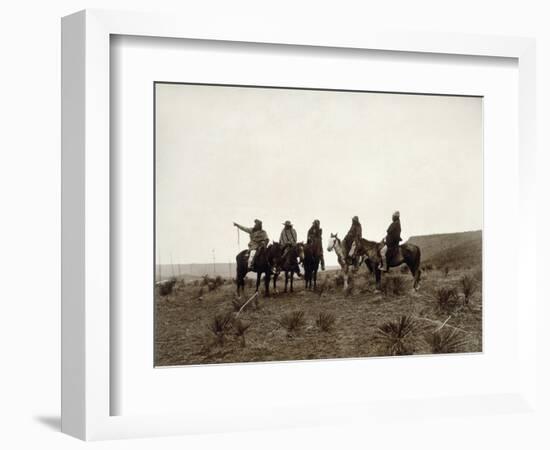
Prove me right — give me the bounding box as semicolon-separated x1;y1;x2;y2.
343;216;363;266
307;219;325;270
379;211;402;272
233;219;270;270
279;220;301;276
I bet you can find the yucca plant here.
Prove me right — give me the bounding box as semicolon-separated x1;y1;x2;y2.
372;315;423;356
433;286;459;312
209;313;233;346
316;312;336;332
278;311;306;335
426;327;467;354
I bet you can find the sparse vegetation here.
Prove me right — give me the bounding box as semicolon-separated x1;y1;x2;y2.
425;327;467;354
155;230;482;365
372;315;424;356
316;312;336;332
443;266;450;277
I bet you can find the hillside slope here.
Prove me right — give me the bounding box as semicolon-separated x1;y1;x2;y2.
407;230;482;269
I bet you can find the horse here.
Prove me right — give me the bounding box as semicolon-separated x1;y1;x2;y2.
272;243;304;293
361;238;421;290
236;242;282;297
326;233;356;290
327;234;422;291
301;241;322;290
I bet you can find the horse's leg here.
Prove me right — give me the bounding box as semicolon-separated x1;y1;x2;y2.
312;269;317;291
343;266;349;291
284;271;289;293
375;268;381;291
264;271;271;297
407;258;421;291
290;272;294;293
256;272;261;293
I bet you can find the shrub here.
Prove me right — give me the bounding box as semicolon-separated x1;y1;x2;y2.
278;311;306;335
423;263;434;271
158;279;176;296
372;315;423;356
215;275;224;288
209;313;233;346
443;267;450;277
460;275;477;304
335;273;345;287
433;286;459;312
400;265;409;274
316;312;336;332
426;327;467;354
201;275;211;287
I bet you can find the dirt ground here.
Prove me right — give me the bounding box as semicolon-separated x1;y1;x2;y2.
154;264;482;366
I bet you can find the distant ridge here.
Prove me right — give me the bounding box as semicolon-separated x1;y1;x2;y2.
407;230;482;269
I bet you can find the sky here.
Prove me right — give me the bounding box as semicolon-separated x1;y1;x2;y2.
155;83;482;266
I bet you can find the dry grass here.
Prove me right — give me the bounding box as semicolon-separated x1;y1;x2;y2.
155;264;482;366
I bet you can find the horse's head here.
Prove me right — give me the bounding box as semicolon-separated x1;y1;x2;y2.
296;242;305;261
327;233;339;252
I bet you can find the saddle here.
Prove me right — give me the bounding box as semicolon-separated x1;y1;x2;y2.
379;243;403;265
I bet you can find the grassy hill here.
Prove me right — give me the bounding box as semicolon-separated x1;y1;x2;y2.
407;230;482;269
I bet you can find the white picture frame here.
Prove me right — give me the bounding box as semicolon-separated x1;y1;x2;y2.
61;9;537;441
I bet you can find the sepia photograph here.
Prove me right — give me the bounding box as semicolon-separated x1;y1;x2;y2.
154;82;483;366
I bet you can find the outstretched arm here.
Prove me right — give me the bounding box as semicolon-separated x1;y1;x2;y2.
233;222;252;234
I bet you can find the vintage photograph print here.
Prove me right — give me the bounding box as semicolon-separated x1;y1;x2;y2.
154;83;482;366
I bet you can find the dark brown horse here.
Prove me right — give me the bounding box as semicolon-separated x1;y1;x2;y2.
272;243;304;293
236;243;282;297
301;242;321;290
360;238;422;290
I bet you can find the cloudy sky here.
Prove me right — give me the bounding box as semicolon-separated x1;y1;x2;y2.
155;83;482;266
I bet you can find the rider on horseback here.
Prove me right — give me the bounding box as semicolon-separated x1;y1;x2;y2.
279;220;302;276
307;219;325;270
379;211;402;272
343;216;363;267
233;219;269;270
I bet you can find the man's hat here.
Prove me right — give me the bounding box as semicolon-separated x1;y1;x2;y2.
254;219;262;224
393;211;400;218
282;220;293;226
313;219;320;225
352;216;359;221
